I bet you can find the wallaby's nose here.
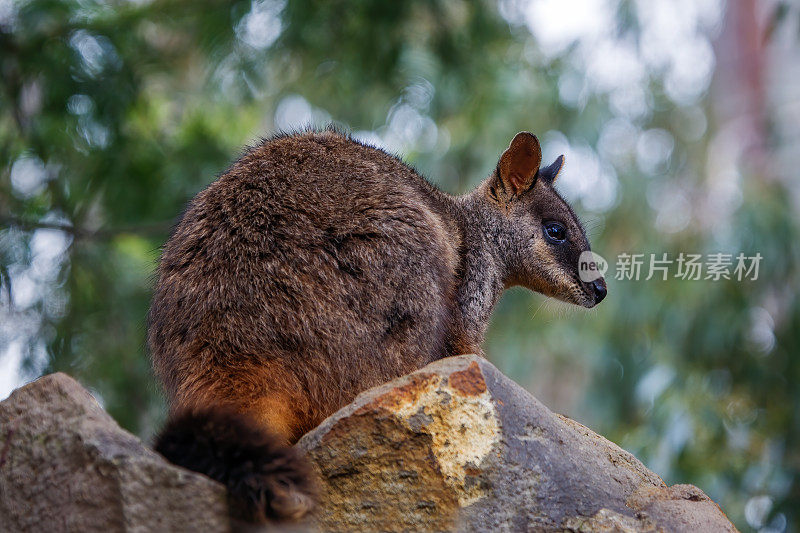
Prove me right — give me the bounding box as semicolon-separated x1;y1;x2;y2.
591;278;607;304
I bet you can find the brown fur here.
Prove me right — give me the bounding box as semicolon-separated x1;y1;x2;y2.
148;128;605;521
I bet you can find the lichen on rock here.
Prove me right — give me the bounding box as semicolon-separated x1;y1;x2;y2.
367;360;500;507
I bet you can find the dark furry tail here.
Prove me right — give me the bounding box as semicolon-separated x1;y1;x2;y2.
154;409;316;523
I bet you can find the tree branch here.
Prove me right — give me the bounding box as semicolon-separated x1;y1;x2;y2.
0;214;173;240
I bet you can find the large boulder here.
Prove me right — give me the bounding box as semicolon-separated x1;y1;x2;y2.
0;373;230;532
298;355;736;532
0;359;736;532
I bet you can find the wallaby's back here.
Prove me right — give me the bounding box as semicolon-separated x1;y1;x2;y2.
150;130;460;441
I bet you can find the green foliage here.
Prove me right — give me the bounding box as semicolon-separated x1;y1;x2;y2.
1;1;798;530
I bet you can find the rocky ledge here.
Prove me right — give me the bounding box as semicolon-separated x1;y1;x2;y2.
0;355;736;532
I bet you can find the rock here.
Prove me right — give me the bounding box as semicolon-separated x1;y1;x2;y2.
298;355;736;532
1;361;736;533
0;373;230;533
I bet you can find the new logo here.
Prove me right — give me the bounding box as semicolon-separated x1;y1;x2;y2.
579;251;608;282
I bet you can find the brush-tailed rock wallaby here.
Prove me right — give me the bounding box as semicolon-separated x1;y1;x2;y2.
150;129;607;522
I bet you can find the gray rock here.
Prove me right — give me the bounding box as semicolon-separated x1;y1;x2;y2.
0;360;737;533
298;355;737;532
0;373;230;533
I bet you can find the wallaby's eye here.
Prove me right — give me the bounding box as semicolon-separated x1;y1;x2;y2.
543;222;567;244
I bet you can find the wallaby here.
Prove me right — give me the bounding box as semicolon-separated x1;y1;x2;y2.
150;128;606;523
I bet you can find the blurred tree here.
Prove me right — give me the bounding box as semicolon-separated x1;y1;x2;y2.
1;1;798;530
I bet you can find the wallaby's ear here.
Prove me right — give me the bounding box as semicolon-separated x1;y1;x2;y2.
497;132;542;196
539;155;565;185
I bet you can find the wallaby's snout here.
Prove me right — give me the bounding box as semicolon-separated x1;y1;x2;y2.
591;277;607;305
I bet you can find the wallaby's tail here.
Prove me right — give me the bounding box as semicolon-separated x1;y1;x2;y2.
154;408;316;523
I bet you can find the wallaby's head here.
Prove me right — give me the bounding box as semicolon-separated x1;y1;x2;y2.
482;132;607;308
